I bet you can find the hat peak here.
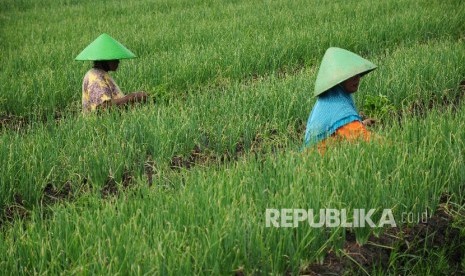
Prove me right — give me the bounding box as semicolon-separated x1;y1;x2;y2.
313;47;376;97
75;33;137;61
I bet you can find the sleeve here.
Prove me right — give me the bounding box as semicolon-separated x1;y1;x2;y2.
105;74;125;99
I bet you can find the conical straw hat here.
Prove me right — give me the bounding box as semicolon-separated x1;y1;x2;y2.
314;47;377;97
75;33;136;61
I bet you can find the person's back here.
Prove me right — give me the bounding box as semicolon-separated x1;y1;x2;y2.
82;67;125;113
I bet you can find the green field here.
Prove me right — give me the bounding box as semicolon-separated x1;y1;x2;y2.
1;0;465;274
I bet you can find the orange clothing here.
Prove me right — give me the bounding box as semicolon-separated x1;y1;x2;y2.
333;121;370;141
317;121;370;154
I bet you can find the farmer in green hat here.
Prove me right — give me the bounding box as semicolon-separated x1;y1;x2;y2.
303;47;377;152
76;33;148;113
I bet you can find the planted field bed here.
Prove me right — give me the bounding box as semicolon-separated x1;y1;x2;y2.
1;0;465;274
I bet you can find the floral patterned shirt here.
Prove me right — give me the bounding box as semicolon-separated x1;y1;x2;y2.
82;68;125;113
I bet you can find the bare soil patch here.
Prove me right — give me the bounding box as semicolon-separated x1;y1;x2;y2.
303;195;464;275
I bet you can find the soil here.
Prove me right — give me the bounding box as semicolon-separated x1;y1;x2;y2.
3;193;29;223
41;181;74;205
101;176;118;198
0;110;65;132
168;127;283;171
302;197;464;275
395;80;465;123
0;115;29;131
122;168;135;189
144;156;156;186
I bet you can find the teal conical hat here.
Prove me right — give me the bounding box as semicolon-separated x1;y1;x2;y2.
75;33;136;61
314;47;376;97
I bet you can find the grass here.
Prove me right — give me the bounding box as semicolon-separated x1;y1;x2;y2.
1;0;465;274
1;38;464;210
1;0;464;116
1;106;465;274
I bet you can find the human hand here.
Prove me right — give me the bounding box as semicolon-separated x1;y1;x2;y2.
131;92;148;103
362;118;376;127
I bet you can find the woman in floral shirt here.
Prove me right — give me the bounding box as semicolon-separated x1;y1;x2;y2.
76;33;148;113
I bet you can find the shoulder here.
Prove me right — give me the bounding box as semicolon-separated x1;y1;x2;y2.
84;68;107;79
83;68;111;86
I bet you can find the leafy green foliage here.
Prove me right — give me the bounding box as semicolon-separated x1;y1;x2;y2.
1;0;465;274
363;93;396;119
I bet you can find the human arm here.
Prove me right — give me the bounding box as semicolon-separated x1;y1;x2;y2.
359;111;376;127
110;92;148;106
362;118;376;127
99;92;148;109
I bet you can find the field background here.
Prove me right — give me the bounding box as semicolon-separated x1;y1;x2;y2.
1;0;465;274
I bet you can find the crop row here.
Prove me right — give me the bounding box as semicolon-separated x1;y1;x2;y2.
1;39;464;208
1;104;464;274
1;0;464;116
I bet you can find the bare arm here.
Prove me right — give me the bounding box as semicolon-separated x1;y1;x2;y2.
362;118;377;127
99;92;148;109
111;92;148;106
359;111;376;127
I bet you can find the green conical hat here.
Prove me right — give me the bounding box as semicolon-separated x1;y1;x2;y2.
314;47;376;97
75;33;136;61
